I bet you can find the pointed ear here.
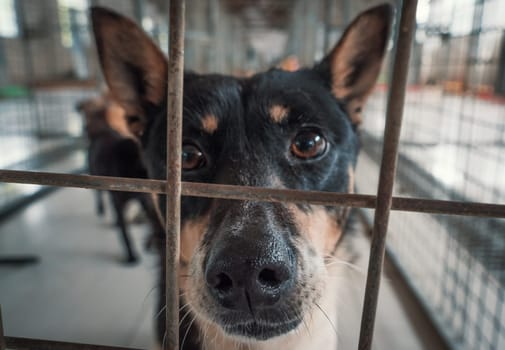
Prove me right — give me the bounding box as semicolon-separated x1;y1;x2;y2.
316;4;393;125
91;7;168;137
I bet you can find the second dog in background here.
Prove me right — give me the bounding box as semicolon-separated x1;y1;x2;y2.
76;94;164;264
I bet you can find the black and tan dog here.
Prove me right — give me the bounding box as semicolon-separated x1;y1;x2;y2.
91;3;391;348
77;95;164;264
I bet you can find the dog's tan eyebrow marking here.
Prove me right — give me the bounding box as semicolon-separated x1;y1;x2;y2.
269;104;289;123
201;114;218;134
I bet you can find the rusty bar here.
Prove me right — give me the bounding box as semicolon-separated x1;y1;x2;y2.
0;306;5;350
358;1;419;349
0;169;505;218
5;337;141;350
165;0;185;349
0;170;166;194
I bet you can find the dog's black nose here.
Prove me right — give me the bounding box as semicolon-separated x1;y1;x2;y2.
205;236;296;312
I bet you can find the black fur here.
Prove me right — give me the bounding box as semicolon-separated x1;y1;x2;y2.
77;101;164;264
143;69;359;345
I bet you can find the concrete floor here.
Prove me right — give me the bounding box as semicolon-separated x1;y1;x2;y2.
0;188;158;349
0;187;446;349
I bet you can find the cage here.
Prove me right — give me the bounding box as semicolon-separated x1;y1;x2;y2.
0;1;504;350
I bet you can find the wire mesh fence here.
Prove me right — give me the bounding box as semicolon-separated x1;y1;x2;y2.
357;1;505;348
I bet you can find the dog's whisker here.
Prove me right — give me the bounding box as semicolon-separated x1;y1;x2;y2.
161;330;167;350
325;257;365;275
142;284;159;305
292;306;311;337
197;318;208;350
179;300;191;310
154;305;166;320
181;315;198;350
314;302;338;337
179;307;194;328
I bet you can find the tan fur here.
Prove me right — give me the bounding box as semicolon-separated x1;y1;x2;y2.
105;99;131;137
278;55;300;72
269;105;289;123
329;11;388;125
78;94;133;138
289;204;343;254
201;114;219;134
180;216;210;266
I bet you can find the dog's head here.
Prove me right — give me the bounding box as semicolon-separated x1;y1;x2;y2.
76;93;131;139
92;4;391;342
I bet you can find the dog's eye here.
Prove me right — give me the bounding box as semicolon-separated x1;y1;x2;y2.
182;143;206;170
291;130;327;159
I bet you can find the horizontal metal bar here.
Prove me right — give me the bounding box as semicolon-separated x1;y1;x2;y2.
5;337;141;350
0;169;504;218
0;170;166;193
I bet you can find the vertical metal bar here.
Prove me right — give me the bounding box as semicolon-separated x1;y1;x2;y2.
15;0;43;136
358;1;418;349
165;0;185;349
0;305;6;350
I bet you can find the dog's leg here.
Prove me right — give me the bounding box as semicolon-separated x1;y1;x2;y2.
95;190;105;216
111;194;138;264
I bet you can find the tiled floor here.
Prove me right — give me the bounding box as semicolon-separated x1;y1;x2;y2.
0;187;445;349
0;188;158;349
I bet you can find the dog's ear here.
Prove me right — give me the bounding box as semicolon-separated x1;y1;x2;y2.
91;7;167;137
316;4;392;125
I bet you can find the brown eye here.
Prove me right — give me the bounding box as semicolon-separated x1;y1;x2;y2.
290;130;327;159
182;143;206;170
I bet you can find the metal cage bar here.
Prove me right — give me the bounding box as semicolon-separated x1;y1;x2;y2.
0;306;5;350
165;0;185;349
1;0;504;349
1;169;504;218
4;337;142;350
358;1;418;349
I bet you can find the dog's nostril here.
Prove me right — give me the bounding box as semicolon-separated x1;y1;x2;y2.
214;272;233;292
258;268;284;288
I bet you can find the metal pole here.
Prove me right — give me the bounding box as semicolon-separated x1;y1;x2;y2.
4;337;141;350
165;0;185;349
358;1;418;349
15;0;43;136
0;170;505;218
0;305;5;350
1;308;144;350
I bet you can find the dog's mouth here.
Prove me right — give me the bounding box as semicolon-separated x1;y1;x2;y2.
219;313;301;340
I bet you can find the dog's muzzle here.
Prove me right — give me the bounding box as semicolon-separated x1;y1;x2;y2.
203;202;300;339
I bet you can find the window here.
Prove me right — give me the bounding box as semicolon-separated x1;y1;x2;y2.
0;0;18;38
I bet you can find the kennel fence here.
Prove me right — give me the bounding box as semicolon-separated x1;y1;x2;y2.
357;0;505;347
0;0;97;217
1;1;505;350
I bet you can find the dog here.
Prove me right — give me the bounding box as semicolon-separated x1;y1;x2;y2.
91;3;391;348
76;94;164;264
